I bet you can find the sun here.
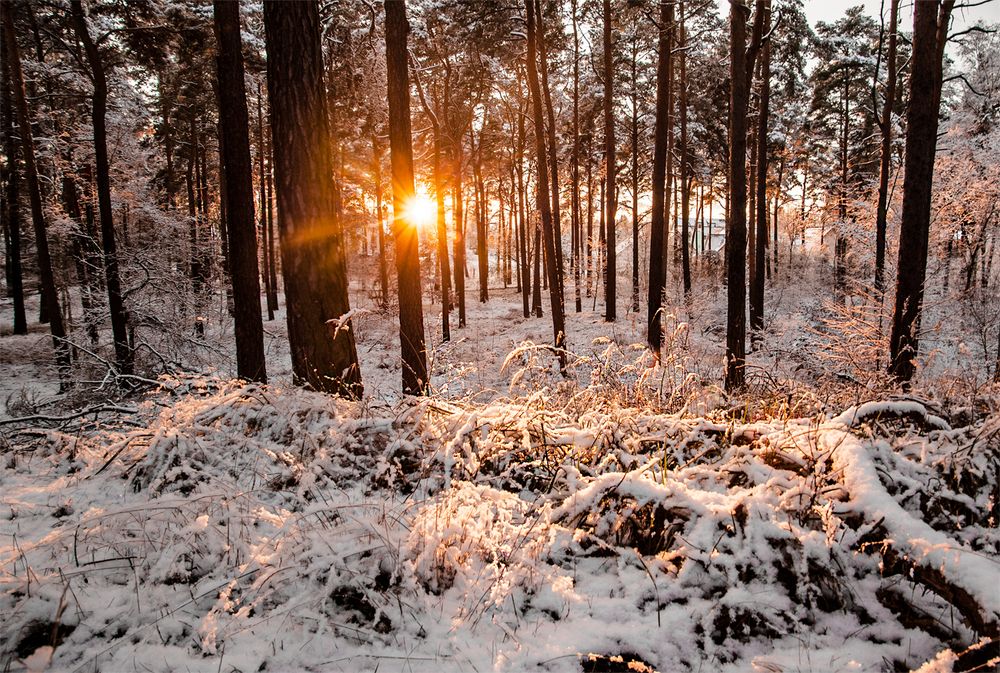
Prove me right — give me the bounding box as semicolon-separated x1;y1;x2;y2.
403;193;436;230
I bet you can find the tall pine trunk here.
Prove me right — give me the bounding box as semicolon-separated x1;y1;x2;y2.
679;2;691;296
214;0;266;383
3;2;68;375
648;0;672;354
750;0;771;334
725;0;765;391
874;0;899;292
602;0;616;322
1;28;26;336
383;0;428;394
264;0;362;396
70;0;131;374
888;0;953;383
526;0;565;367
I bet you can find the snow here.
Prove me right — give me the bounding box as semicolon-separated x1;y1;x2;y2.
2;368;996;672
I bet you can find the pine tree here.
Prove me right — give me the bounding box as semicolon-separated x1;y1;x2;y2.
263;0;363;397
888;0;954;383
384;0;428;395
213;0;266;383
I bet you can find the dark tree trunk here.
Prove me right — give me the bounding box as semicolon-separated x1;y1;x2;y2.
70;0;131;374
372;136;390;311
535;0;563;312
264;0;363;396
516;92;530;317
750;0;770;334
453;160;467;327
265;128;279;311
256;84;276;321
602;0;616;322
888;0;953;383
411;66;452;339
725;0;766;391
630;28;640;312
679;2;691;296
3;2;68;374
874;0;899;293
586;126;594;298
526;0;566;368
383;0;428;394
214;0;266;383
473;131;488;303
648;0;672;354
1;29;26;335
571;0;582;314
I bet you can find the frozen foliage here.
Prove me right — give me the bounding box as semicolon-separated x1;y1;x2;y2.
1;370;997;673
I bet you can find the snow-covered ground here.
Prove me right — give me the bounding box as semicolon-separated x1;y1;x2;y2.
2;250;998;672
1;375;997;672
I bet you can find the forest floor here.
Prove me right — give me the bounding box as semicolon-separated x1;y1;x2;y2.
1;255;999;672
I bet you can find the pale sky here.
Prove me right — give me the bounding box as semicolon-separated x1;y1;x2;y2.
802;0;999;30
712;0;1000;32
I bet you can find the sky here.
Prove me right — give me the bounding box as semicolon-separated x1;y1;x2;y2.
802;0;999;30
713;0;1000;32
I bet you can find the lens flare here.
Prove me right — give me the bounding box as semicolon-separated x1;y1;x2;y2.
403;193;436;229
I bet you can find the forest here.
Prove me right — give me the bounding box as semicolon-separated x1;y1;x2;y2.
0;0;998;671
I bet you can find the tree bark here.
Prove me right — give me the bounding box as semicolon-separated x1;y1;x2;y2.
411;64;452;339
602;0;616;322
750;0;771;334
214;0;267;383
888;0;954;383
372;135;390;311
571;0;583;314
535;0;563;312
383;0;428;394
256;84;276;321
647;0;672;354
679;2;691;296
1;25;26;336
725;0;766;391
70;0;132;375
874;0;899;293
4;2;68;377
264;0;363;396
526;0;566;368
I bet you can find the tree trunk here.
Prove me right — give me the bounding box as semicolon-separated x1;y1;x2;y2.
264;0;363;397
535;0;564;312
888;0;954;383
526;0;566;367
214;0;266;383
256;84;276;321
647;0;672;354
725;0;766;391
3;3;68;375
874;0;899;293
411;66;452;339
1;27;26;335
473;131;488;303
679;2;691;296
70;0;132;375
453;154;467;327
265;126;279;311
381;0;427;394
571;0;583;314
750;0;771;334
372;136;390;311
603;0;616;322
516;93;530;317
630;27;640;311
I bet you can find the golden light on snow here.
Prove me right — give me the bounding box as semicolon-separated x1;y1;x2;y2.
403;193;436;230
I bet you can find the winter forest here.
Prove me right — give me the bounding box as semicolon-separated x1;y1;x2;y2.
1;0;999;670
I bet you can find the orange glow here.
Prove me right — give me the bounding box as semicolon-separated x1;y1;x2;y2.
403;193;436;230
